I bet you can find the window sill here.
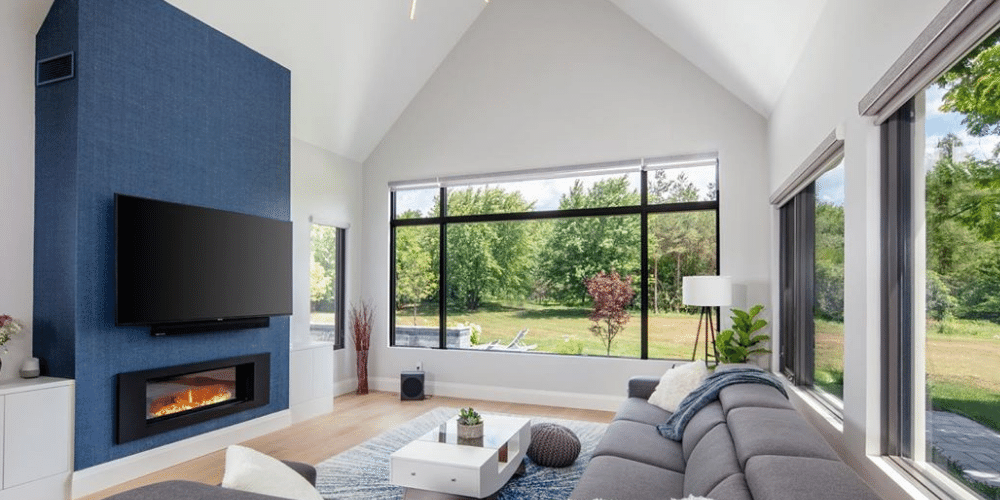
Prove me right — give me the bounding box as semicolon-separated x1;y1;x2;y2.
875;455;984;500
784;381;844;433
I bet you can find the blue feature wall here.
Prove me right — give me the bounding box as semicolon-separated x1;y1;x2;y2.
34;0;291;469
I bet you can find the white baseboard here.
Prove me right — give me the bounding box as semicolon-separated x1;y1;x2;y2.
334;378;358;397
369;377;622;412
290;397;334;423
71;410;291;499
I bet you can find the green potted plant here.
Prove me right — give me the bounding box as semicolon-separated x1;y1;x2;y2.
716;305;770;364
457;407;483;439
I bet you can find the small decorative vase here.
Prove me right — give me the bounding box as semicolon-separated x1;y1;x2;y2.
356;349;369;395
458;422;484;440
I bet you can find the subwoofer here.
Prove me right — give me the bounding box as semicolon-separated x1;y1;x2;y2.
400;371;425;401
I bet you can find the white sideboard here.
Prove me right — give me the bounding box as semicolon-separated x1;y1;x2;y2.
289;342;334;422
0;377;74;500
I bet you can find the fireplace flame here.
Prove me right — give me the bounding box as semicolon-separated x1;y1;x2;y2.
149;385;234;418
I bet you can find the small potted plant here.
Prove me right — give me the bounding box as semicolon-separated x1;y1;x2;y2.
716;305;770;365
457;407;483;439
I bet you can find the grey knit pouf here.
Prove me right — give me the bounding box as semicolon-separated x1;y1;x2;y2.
527;423;581;467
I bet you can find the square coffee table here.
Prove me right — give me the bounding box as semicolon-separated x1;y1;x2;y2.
390;414;531;499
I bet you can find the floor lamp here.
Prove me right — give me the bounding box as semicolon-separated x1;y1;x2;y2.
682;276;732;365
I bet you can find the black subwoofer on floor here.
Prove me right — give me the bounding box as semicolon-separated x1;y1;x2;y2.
400;370;425;400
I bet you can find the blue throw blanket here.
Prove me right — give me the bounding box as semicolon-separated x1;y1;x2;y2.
656;367;787;441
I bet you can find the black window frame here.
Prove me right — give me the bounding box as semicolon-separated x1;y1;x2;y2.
389;163;720;359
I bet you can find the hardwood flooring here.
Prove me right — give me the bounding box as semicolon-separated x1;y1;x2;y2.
79;391;615;500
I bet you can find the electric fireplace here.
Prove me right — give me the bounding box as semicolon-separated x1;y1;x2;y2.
117;353;269;443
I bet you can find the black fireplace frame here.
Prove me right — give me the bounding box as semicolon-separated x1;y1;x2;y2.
117;353;270;444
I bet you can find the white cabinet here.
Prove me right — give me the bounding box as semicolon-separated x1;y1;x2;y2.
0;377;74;500
289;342;334;422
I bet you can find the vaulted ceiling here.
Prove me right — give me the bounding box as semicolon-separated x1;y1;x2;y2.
19;0;829;163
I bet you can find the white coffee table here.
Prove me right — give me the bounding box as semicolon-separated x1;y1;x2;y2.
390;414;531;499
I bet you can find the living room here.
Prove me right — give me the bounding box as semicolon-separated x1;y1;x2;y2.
2;0;998;499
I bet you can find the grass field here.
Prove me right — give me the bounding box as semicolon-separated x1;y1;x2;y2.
396;303;1000;434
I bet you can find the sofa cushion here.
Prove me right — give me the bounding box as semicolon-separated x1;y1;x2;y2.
727;407;840;468
683;424;742;497
745;456;880;500
718;384;793;415
706;473;753;500
681;401;726;461
593;420;685;472
570;456;684;500
613;397;672;426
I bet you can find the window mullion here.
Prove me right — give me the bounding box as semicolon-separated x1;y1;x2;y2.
439;187;447;350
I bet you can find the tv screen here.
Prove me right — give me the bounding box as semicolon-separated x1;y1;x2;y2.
115;194;292;328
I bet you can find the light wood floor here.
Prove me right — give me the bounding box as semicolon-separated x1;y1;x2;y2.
80;391;615;500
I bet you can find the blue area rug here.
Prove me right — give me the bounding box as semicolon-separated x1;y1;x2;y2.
315;407;607;499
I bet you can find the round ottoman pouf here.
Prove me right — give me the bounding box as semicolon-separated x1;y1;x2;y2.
527;423;581;467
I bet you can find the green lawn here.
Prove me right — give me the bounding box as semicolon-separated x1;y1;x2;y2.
397;302;707;360
817;316;1000;433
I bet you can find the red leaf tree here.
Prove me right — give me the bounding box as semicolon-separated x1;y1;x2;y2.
585;271;635;356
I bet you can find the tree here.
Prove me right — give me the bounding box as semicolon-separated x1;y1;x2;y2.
433;187;535;310
310;225;338;311
538;177;641;304
938;32;1000;137
648;172;716;312
585;271;635;356
395;220;436;324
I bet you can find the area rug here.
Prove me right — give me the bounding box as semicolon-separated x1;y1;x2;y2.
315;407;608;500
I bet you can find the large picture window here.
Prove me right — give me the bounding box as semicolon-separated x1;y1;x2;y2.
884;30;1000;498
390;156;719;359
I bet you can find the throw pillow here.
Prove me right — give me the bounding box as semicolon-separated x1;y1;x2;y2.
647;361;708;412
221;445;323;500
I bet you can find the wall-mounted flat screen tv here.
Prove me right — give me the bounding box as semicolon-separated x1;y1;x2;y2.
115;194;292;334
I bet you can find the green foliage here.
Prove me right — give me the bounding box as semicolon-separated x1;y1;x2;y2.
938;32;1000;137
717;305;771;364
585;271;635;356
924;135;1000;323
310;225;339;312
538;177;641;304
435;187;535;310
458;407;482;426
648;172;717;312
395;223;437;324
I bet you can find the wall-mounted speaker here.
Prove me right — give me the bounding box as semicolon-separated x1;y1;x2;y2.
400;370;424;401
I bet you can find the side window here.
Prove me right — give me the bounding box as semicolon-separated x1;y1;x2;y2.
779;153;845;407
310;224;345;349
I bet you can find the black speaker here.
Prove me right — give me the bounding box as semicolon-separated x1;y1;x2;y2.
400;371;425;400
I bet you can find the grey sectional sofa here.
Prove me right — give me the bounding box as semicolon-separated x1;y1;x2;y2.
571;376;879;500
101;460;316;500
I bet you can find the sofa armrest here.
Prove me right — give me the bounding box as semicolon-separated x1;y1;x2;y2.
628;376;661;400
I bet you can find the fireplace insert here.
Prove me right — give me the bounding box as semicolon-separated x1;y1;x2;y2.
117;353;269;443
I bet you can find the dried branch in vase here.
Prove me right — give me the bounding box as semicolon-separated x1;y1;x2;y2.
350;300;374;352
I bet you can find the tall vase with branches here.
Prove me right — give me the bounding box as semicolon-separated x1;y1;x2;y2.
351;300;374;395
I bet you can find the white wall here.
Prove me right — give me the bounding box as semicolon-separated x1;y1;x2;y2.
361;0;770;409
0;0;55;382
290;138;363;391
768;0;950;498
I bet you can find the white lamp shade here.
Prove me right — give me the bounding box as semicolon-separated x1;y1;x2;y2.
682;276;732;306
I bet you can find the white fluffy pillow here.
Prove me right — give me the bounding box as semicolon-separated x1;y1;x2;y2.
221;445;323;500
647;361;708;412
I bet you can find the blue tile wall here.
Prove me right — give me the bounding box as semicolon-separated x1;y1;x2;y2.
34;0;291;470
